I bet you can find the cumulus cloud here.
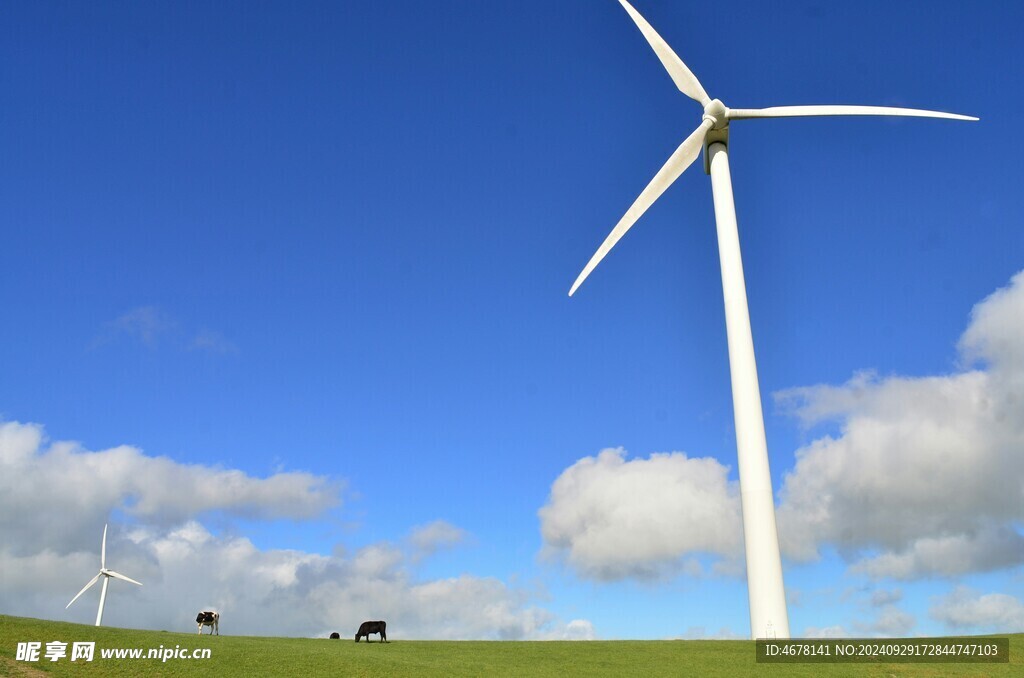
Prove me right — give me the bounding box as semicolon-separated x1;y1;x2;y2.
869;588;903;607
1;520;575;639
850;528;1024;580
775;271;1024;579
677;626;745;640
801;588;915;638
855;605;916;637
0;421;339;555
0;421;584;639
400;576;554;640
538;448;742;581
408;520;468;558
959;272;1024;375
557;619;597;640
536;272;1024;588
803;625;848;638
930;587;1024;632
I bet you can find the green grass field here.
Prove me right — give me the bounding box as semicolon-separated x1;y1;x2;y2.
0;615;1019;677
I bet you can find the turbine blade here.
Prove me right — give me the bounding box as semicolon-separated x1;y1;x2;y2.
617;0;710;106
67;573;101;608
105;570;143;586
727;104;978;121
101;524;107;570
569;119;712;296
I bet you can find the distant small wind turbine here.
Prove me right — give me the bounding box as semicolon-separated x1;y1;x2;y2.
570;0;976;640
67;524;142;626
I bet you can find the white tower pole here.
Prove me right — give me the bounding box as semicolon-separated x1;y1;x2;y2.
707;141;790;640
96;576;109;627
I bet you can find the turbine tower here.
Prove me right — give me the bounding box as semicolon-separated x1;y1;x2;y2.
570;0;976;640
67;524;143;626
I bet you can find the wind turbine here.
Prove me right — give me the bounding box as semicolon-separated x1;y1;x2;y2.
66;524;142;626
570;0;976;640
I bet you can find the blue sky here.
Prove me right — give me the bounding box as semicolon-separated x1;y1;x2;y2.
1;0;1022;639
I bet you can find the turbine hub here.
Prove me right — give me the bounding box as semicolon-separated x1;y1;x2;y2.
702;99;730;174
702;98;729;129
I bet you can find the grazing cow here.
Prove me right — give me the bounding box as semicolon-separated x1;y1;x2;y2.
329;632;340;639
354;620;387;643
196;611;220;635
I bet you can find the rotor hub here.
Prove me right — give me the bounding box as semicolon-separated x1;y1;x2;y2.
702;99;730;174
702;99;729;129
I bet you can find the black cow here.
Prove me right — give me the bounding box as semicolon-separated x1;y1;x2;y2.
354;620;387;643
196;611;219;635
329;632;340;639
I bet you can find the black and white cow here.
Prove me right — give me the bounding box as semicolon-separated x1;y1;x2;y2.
196;611;220;635
354;620;387;643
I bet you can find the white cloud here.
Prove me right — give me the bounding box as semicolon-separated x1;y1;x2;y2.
1;521;567;639
775;270;1024;579
677;626;745;640
408;520;468;558
869;588;903;607
801;588;915;638
803;625;848;638
0;421;339;555
535;273;1024;586
930;587;1024;632
447;272;1024;638
959;272;1024;374
538;448;742;581
855;605;916;637
402;576;553;640
850;527;1024;580
0;421;579;639
558;619;597;640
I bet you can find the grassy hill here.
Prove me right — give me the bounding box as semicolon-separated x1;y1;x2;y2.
0;614;1019;677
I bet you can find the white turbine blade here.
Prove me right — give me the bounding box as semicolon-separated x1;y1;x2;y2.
101;524;107;570
105;570;143;586
570;119;712;296
727;104;977;121
67;573;101;608
617;0;710;106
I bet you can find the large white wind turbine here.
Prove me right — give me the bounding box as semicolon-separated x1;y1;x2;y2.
570;0;976;640
66;524;142;626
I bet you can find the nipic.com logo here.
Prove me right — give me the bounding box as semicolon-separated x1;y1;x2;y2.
17;641;93;662
15;640;211;663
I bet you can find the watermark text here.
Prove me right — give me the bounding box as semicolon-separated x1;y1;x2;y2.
16;640;211;663
756;637;1009;663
